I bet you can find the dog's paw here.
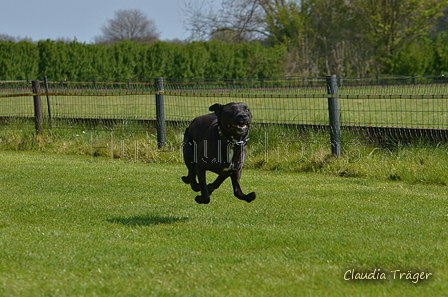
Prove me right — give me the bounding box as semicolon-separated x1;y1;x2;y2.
195;195;210;204
243;192;256;203
181;176;190;184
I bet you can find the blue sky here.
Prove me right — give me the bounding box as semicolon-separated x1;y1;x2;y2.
0;0;212;42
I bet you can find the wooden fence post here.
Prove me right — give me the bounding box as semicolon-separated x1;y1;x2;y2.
32;80;43;134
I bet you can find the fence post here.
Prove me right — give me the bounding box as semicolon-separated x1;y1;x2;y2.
155;77;166;148
44;76;53;128
326;75;341;156
32;80;44;134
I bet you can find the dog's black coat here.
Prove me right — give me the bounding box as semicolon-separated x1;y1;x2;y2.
182;102;256;204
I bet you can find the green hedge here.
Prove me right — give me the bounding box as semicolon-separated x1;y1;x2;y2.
2;36;448;80
0;41;39;80
0;40;287;80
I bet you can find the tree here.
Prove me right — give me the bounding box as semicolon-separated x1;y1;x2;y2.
182;0;266;42
96;9;160;44
182;0;448;76
260;0;319;76
0;34;33;42
351;0;448;73
433;4;448;36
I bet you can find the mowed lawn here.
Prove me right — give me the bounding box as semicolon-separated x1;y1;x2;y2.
0;151;446;296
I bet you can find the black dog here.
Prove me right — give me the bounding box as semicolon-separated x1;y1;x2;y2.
182;102;256;204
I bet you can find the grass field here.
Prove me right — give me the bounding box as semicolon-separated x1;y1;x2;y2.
0;151;446;296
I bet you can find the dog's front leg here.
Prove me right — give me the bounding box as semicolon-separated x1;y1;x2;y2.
195;166;211;204
207;171;232;195
230;170;256;203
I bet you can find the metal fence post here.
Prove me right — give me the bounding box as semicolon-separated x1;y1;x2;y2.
326;75;341;156
155;77;166;148
32;80;43;134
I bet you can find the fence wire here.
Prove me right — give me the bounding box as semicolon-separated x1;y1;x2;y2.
1;76;447;148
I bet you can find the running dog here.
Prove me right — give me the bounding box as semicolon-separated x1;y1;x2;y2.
182;102;256;204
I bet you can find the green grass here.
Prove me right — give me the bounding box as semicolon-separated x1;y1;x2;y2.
1;123;447;186
0;151;447;296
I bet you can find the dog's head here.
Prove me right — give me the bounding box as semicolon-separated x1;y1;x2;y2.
209;102;252;139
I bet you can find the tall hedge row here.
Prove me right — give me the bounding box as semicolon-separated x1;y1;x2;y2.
0;41;39;80
0;39;287;80
2;36;448;80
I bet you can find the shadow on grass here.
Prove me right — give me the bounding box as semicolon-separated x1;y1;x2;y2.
107;215;189;227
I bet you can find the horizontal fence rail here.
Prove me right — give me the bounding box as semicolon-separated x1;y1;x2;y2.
1;75;447;151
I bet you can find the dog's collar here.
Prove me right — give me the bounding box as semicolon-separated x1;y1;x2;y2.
218;125;249;146
234;138;249;146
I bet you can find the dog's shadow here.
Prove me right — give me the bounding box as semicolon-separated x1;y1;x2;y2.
107;215;189;227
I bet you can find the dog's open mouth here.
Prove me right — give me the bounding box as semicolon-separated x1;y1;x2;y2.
229;123;248;130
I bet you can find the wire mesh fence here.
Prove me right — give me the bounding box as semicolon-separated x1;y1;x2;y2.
1;76;447;150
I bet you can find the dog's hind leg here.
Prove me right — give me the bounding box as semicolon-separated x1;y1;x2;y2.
181;166;201;192
195;167;210;204
181;132;201;191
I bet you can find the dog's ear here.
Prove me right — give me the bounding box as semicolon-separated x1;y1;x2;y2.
209;103;223;115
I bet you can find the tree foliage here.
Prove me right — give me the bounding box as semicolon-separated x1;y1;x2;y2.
351;0;448;73
183;0;448;76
